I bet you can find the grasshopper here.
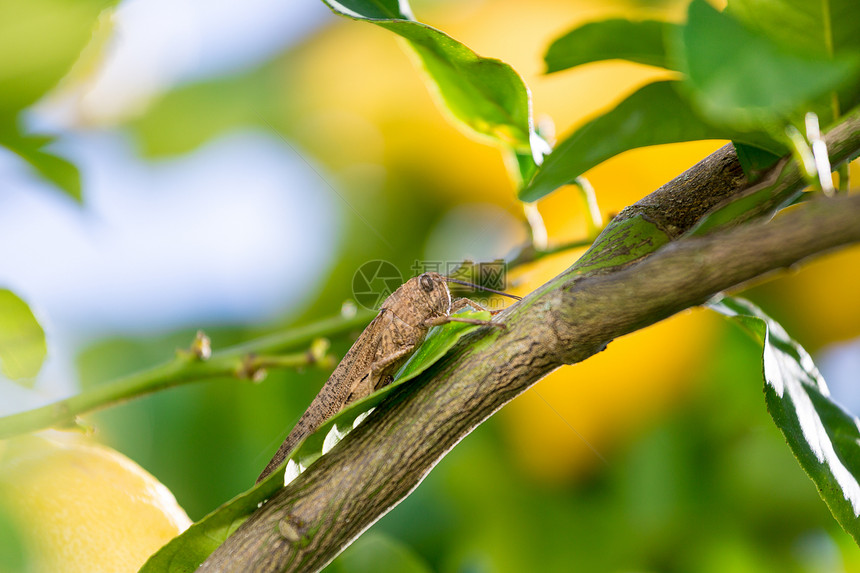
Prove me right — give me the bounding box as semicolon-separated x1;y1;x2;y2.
257;271;519;482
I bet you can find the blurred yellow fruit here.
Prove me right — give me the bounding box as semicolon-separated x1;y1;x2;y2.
500;307;720;483
0;432;191;573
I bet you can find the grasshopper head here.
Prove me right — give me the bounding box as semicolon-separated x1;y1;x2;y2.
383;271;451;327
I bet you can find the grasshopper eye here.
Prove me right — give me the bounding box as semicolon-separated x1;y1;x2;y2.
419;274;435;293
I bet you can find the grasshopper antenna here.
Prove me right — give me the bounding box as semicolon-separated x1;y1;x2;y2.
445;277;522;300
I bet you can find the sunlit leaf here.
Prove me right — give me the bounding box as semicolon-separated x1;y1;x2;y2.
0;0;117;115
728;0;860;58
733;141;782;179
0;0;114;199
0;125;81;201
0;290;47;384
519;81;783;203
685;165;803;237
545;19;678;74
709;296;860;544
673;0;860;131
132;0;544;167
322;0;536;152
325;0;411;19
140;307;490;572
727;0;860;116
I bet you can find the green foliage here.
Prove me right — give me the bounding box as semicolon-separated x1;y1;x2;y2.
0;128;81;201
0;0;115;200
729;0;858;56
674;0;858;130
520;0;860;201
325;0;412;20
545;19;678;73
518;81;782;202
0;290;46;383
140;308;490;572
685;169;802;236
322;0;543;155
128;0;860;205
710;296;860;544
733;142;783;179
727;0;860;116
0;0;110;113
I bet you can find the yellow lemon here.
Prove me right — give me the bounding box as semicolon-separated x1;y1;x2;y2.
0;432;191;573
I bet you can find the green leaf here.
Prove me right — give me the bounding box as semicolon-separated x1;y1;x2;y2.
727;0;860;120
0;0;113;199
324;0;412;20
0;123;81;201
728;0;860;59
0;0;118;115
139;460;284;572
733;141;782;180
545;19;678;74
690;138;830;236
132;0;545;169
708;296;860;544
0;290;47;384
674;0;860;130
518;81;783;203
685;181;801;237
140;307;489;572
322;0;536;151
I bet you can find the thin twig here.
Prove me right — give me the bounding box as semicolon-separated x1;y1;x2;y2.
506;237;596;268
0;311;374;439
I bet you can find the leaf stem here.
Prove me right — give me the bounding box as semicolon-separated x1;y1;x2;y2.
575;176;603;238
0;310;374;439
522;202;548;251
506;237;596;269
785;123;817;185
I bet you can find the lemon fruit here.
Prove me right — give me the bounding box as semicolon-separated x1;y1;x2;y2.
0;431;191;573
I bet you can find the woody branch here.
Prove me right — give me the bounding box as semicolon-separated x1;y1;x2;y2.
201;111;860;572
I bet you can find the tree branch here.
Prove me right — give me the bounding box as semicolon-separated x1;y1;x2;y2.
202;111;860;571
617;107;860;237
0;312;374;439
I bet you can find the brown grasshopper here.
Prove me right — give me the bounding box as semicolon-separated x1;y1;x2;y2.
256;271;519;482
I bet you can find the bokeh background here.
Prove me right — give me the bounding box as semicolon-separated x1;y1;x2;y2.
2;0;860;571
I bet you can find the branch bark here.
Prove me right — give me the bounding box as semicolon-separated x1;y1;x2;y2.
202;112;860;572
